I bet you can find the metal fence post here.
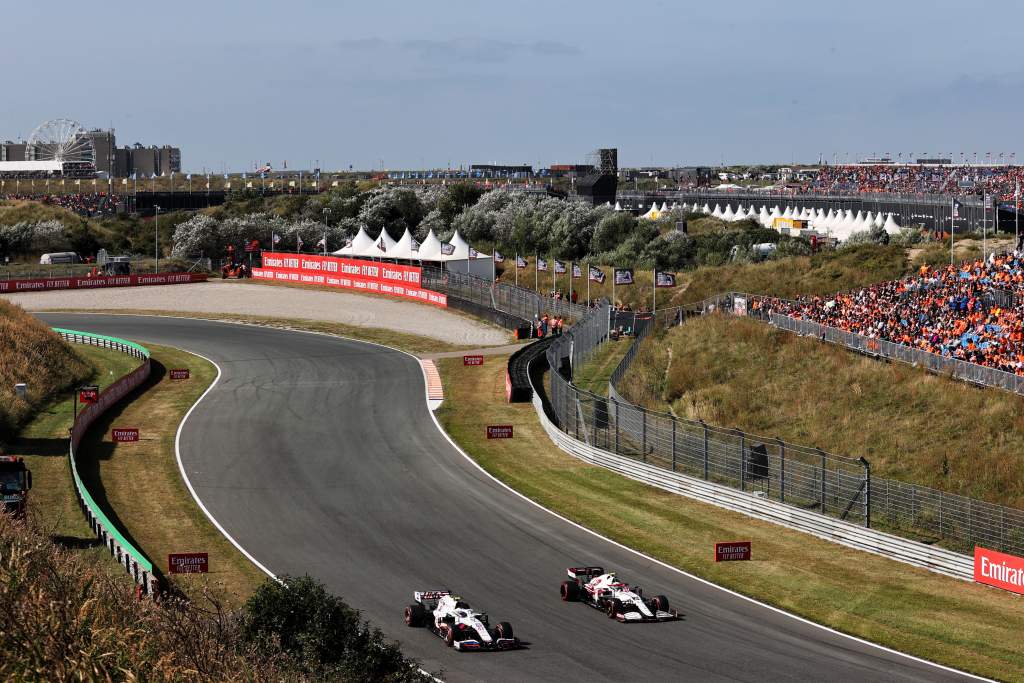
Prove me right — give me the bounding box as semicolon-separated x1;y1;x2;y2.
860;457;871;528
671;418;677;472
613;399;620;454
818;448;827;514
739;430;746;492
777;438;785;504
641;408;647;463
700;419;709;480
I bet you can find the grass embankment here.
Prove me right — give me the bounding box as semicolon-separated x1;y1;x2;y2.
74;344;266;603
7;345;141;548
435;354;1024;681
619;314;1024;509
572;338;631;394
0;299;92;444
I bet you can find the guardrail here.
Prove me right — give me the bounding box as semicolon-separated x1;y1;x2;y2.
52;328;157;594
529;375;974;580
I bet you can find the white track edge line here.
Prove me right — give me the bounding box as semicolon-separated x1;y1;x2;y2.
55;311;985;682
414;368;993;683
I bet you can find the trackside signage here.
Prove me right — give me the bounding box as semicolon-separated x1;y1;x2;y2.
463;355;484;366
169;368;190;380
0;272;207;293
974;546;1024;594
715;541;751;562
111;428;139;443
486;425;514;439
252;252;446;308
168;552;209;574
78;386;99;404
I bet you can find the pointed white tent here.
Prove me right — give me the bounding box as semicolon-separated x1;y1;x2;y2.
712;204;724;218
874;212;885;229
782;206;793;219
768;206;782;227
660;202;670;212
365;227;398;257
759;206;772;227
642;203;661;220
387;228;422;260
852;211;867;232
722;204;736;221
693;202;701;212
418;229;443;260
613;201;622;211
444;229;475;261
863;211;875;230
744;205;758;221
332;225;373;256
822;208;836;230
883;213;901;235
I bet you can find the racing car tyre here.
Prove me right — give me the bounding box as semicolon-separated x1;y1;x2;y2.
606;598;622;619
443;624;455;647
560;580;579;602
652;595;669;612
495;621;514;640
404;603;427;627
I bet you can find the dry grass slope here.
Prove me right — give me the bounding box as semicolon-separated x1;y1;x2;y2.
0;299;91;444
621;314;1024;508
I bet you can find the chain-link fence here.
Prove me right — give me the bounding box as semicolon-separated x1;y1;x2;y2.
592;292;1024;555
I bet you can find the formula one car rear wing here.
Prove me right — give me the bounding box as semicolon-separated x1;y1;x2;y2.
567;566;605;580
414;590;452;602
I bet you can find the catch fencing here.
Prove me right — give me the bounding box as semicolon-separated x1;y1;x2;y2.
52;328;158;594
592;294;1024;557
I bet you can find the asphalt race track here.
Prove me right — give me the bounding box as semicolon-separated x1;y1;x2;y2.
39;313;977;683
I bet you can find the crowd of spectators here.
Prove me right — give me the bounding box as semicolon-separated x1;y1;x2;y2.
0;193;121;217
809;165;1024;203
757;251;1024;375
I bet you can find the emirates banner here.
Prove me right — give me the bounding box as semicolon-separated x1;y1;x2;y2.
253;252;447;307
0;272;208;294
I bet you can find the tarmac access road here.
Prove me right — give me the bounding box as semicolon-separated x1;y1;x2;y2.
38;313;979;683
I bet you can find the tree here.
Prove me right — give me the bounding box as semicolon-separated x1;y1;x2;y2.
591;212;637;255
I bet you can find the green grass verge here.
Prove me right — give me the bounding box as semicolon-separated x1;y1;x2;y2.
74;345;266;604
435;354;1024;682
572;338;631;395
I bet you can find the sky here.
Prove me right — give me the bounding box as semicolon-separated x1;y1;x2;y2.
3;0;1022;172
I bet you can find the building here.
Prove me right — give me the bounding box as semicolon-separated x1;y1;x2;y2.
0;126;181;178
469;164;533;177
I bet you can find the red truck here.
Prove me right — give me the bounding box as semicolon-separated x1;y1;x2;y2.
0;456;32;517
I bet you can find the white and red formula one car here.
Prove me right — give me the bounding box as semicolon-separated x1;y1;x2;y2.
559;566;679;622
404;590;520;651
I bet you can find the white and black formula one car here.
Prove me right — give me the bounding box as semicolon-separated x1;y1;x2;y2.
404;590;520;651
560;566;679;622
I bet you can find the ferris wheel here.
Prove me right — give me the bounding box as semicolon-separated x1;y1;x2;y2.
26;118;95;164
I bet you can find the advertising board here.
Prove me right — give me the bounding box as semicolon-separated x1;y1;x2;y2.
714;541;751;562
252;252;446;307
463;355;484;366
975;546;1024;594
78;386;99;404
168;552;209;574
0;272;207;293
486;425;514;439
169;369;190;380
111;428;140;443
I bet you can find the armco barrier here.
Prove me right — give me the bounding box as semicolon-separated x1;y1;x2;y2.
528;358;975;581
52;328;157;594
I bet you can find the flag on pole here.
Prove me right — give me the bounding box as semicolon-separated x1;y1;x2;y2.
655;271;677;288
469;247;479;258
377;237;387;252
516;255;527;268
536;258;548;272
316;235;326;249
122;178;128;186
297;234;304;251
572;263;582;278
441;243;455;255
493;251;504;263
289;180;296;187
272;233;281;245
614;268;634;285
952;199;962;219
554;260;566;274
588;266;605;283
410;238;420;252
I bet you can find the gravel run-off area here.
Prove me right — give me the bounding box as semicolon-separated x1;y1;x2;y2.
2;281;510;347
